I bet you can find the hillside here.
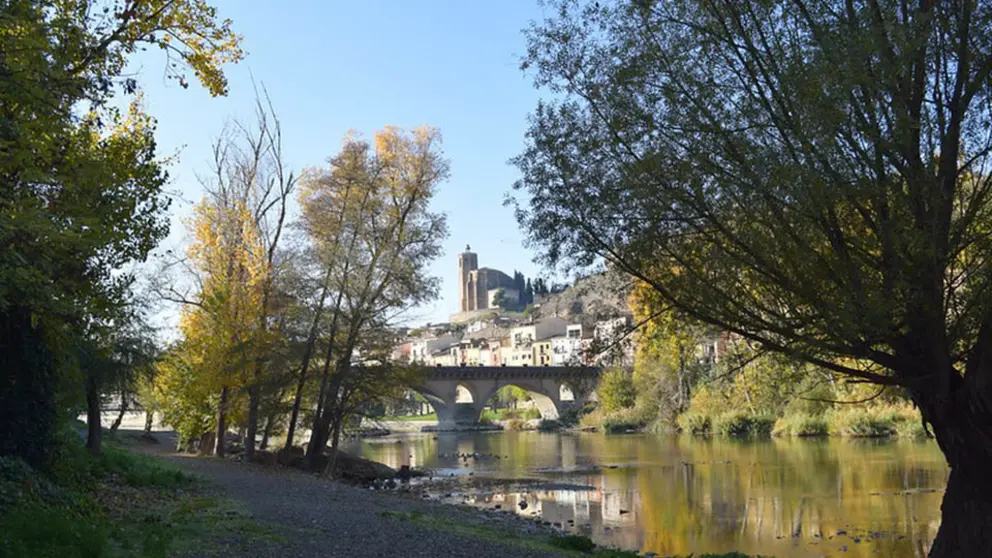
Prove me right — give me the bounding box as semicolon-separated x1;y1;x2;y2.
530;271;631;323
449;270;631;326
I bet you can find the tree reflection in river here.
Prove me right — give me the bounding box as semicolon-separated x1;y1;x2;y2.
345;432;946;557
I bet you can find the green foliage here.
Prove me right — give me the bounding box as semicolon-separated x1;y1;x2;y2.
0;505;112;558
678;413;712;436
597;368;637;414
828;407;899;437
713;413;774;438
600;406;651;433
772;414;830;437
98;446;192;488
550;534;596;552
537;419;563;432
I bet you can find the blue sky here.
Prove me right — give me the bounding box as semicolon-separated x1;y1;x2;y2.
135;0;555;327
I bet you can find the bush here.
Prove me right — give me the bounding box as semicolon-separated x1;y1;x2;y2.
537;419;562;432
896;416;930;439
712;412;774;438
598;368;637;413
505;419;527;431
549;534;596;552
714;412;752;437
679;413;712;436
828;407;897;437
772;413;829;437
0;504;112;558
601;406;649;434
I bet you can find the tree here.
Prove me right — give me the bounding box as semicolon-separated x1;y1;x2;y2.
514;271;527;307
512;1;992;553
630;282;709;424
525;278;534;305
598;367;636;414
492;288;509;309
298;127;448;470
158;90;295;459
0;0;241;467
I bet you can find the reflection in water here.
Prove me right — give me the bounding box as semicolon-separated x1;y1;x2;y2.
345;433;946;557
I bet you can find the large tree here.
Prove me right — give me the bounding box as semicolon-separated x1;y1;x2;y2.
0;0;241;467
298;127;448;469
511;1;992;554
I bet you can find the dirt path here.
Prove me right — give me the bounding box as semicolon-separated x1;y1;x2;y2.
122;430;564;558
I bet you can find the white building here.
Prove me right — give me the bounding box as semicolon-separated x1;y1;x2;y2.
409;335;459;364
510;317;568;349
551;323;590;365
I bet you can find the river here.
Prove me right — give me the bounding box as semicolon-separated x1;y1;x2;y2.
345;431;947;557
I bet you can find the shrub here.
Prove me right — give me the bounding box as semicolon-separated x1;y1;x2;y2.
679;413;712;436
712;413;775;438
896;416;930;439
601;406;649;434
549;534;596;552
828;407;897;437
0;504;111;558
537;419;562;432
714;412;753;437
750;416;775;436
505;419;527;431
598;368;637;413
772;413;829;437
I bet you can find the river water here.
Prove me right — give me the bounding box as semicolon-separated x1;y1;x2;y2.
345;431;947;557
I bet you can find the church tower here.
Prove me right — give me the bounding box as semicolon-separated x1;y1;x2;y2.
458;245;478;312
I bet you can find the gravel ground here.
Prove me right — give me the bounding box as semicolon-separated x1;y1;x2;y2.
122;430;565;558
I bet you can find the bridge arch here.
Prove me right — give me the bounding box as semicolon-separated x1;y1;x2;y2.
478;380;562;421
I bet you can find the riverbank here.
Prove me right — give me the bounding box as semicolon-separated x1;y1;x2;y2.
117;430;763;558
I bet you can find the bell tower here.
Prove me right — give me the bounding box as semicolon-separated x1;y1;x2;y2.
458;245;478;312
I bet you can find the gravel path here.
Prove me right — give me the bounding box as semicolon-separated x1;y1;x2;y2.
124;430;564;558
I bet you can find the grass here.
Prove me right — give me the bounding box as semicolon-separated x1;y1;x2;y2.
826;405;925;438
772;413;830;437
480;408;543;422
712;412;775;438
0;426;283;558
678;413;712;436
377;509;764;557
377;413;438;422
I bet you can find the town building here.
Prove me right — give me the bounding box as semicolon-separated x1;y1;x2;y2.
458;245;519;312
551;323;592;366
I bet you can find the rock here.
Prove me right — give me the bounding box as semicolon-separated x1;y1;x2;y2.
249;450;278;467
276;446;306;467
310;449;397;482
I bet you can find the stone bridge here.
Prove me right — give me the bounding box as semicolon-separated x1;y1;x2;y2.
411;365;601;429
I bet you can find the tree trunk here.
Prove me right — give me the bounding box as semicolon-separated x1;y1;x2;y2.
143;410;154;434
285;274;332;451
215;386;228;457
260;412;275;450
325;414;344;477
244;385;259;460
927;465;992;557
110;390;128;434
914;368;992;557
85;373;102;456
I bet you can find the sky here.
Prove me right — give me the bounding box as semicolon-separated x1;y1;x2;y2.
133;0;555;328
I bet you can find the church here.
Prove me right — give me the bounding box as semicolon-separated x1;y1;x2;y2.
458;245;519;312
